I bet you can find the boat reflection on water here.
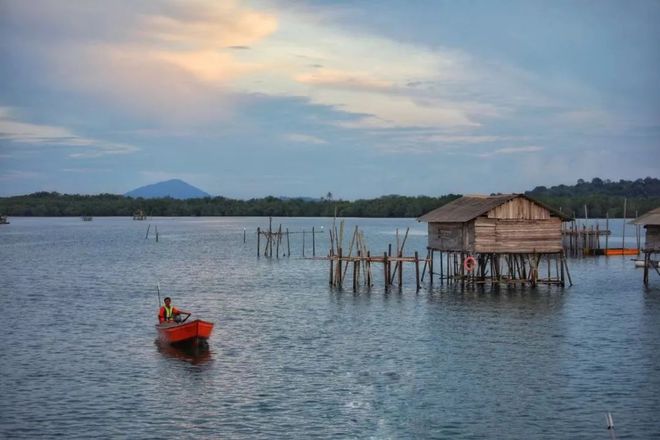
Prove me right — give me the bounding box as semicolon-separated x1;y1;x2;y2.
155;339;212;365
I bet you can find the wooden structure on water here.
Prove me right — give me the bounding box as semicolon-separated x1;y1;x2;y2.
562;221;610;256
256;217;323;258
632;207;660;285
0;215;8;225
419;194;573;286
81;215;93;221
325;223;430;291
133;209;147;220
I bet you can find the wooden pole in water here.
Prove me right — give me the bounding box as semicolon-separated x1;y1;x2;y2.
276;224;281;258
312;226;316;257
257;227;261;257
605;212;609;252
302;229;305;257
367;251;372;287
329;250;334;286
415;251;420;290
286;228;290;257
562;252;573;286
383;252;389;289
145;224;151;239
342;226;358;281
269;217;273;258
155;225;159;242
622;198;627;251
243;228;246;244
336;248;343;288
353;251;360;292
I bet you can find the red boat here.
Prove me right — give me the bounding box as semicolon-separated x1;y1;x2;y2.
156;319;214;347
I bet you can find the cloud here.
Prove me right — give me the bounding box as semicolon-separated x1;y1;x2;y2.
479;145;544;158
1;1;490;129
0;107;139;158
0;169;41;181
295;70;394;92
151;50;261;83
284;133;328;144
142;2;278;49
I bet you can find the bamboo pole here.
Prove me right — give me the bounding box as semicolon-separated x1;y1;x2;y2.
622;198;627;251
605;212;609;252
383;252;389;289
342;226;358;281
257;227;261;257
398;250;403;287
312;226;316;257
276;224;281;258
269;217;273;258
367;251;372;287
421;248;429;281
329;250;334;286
336;247;343;288
302;229;305;257
389;227;409;283
415;251;420;290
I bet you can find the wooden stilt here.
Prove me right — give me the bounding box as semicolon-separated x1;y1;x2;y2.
415;251;420;291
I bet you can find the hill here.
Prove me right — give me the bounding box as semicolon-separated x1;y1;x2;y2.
125;179;210;199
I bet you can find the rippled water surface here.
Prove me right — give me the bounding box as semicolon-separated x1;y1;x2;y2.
1;217;658;439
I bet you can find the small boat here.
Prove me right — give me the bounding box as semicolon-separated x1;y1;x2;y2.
603;248;639;256
0;215;9;225
81;215;93;221
156;319;214;347
632;258;660;268
590;248;639;256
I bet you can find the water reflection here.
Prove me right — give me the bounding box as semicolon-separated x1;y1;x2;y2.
155;339;212;365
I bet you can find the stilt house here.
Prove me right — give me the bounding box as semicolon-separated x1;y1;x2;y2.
631;207;660;285
418;194;572;285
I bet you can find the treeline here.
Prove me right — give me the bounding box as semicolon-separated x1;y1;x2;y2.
1;177;658;218
524;177;660;218
0;192;461;218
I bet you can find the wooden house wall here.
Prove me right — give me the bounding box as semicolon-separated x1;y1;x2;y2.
487;198;552;220
475;217;562;253
645;226;660;250
428;217;562;253
428;222;468;251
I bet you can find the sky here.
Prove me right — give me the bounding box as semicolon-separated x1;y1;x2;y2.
0;0;658;199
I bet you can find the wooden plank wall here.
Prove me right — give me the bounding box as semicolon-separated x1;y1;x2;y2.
428;222;464;251
645;226;660;251
474;218;562;253
487;198;551;220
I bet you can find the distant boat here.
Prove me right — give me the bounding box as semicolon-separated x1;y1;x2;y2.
81;215;93;221
156;319;214;347
133;209;147;220
0;215;9;225
632;258;659;268
589;248;639;256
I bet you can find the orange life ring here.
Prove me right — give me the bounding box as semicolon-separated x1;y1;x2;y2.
464;256;477;272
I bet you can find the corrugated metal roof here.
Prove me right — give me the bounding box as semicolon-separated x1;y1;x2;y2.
418;194;571;223
632;207;660;226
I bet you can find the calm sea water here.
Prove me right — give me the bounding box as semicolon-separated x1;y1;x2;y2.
1;217;658;439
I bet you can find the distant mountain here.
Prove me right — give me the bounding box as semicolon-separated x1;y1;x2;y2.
125;179;210;199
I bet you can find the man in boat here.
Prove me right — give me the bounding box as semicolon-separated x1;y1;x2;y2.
158;297;190;324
